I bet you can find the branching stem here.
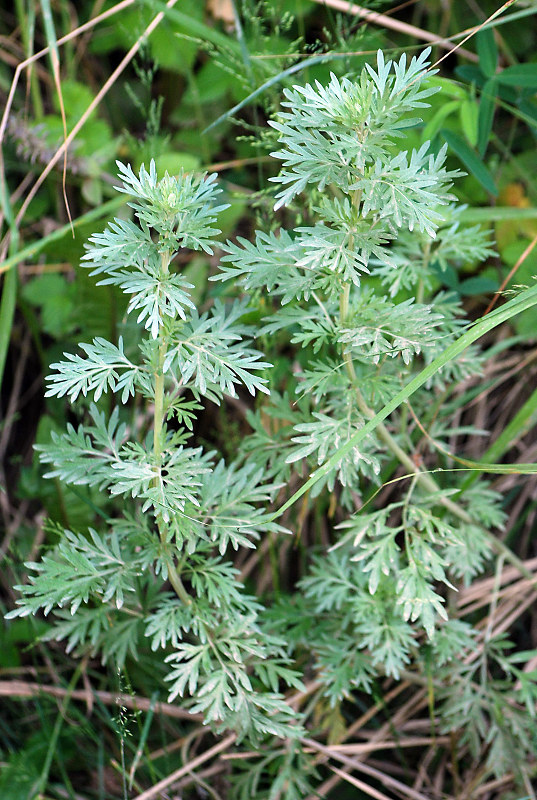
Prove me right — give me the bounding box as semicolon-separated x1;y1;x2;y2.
416;240;432;305
153;249;191;606
350;361;534;579
338;274;534;584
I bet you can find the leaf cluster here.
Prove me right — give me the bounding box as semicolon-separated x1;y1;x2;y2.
9;160;301;748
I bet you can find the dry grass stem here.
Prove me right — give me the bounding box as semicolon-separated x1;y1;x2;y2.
330;765;394;800
309;0;477;60
131;734;236;800
0;0;136;149
0;0;178;259
303;735;433;800
0;680;201;720
322;735;450;754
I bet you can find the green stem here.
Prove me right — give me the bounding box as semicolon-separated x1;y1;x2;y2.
337;186;362;377
416;240;432;305
15;0;44;120
339;281;351;324
153;250;191;606
278;283;537;588
0;267;17;389
167;560;191;606
0;135;19;390
339;281;359;387
35;660;85;795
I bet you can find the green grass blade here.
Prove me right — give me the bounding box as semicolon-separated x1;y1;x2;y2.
275;282;537;517
477;77;497;156
40;0;60;66
482;387;537;465
34;662;84;796
0;141;18;388
203;52;349;134
138;0;248;59
15;0;43;118
128;692;159;790
459;384;537;491
442;129;498;196
0;195;127;276
230;0;254;82
464;4;537;33
459;206;537;223
476;28;498;78
446;462;537;476
0;268;17;389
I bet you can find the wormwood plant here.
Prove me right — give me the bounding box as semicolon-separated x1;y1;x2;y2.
217;48;536;782
7;162;305;746
7;48;537;794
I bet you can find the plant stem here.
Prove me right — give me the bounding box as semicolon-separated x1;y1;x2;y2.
153;250;191;606
339;280;359;387
167;562;192;606
416;240;431;305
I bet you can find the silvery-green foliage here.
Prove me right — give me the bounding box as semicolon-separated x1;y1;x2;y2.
218;48;511;741
7;160;302;745
8;47;532;792
44;337;142;402
437;633;537;783
163;298;271;400
269;50;443;213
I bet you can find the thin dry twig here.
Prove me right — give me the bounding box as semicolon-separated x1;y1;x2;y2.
318;735;450;755
0;679;201;721
461;575;537;616
0;330;31;462
0;0;135;146
132;733;236;800
330;765;393;800
303;735;433;800
0;0;176;259
484;231;537;315
431;0;518;72
309;0;477;60
474;773;518;797
458;557;537;606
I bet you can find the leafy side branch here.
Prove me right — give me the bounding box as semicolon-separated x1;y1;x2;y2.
8;161;303;745
217;48;536;785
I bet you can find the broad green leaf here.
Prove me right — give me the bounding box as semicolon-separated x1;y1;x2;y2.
478;78;497;155
476;28;498;78
459;206;537;223
155;152;201;175
426;76;468;100
458;275;499;295
455;64;486;89
442;129;498;196
459;99;479;148
496;63;537;88
422;100;460;142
